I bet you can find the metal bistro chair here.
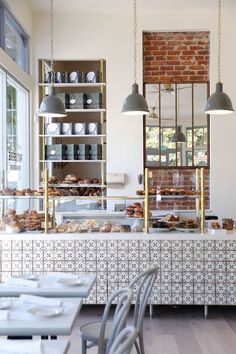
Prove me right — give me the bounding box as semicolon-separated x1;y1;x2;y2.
79;288;133;354
129;266;158;354
108;326;138;354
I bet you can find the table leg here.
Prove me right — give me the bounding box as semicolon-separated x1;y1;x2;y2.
149;304;153;318
204;305;208;319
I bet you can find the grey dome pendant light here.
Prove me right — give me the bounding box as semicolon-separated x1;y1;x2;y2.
205;0;234;115
38;0;66;117
122;0;149;115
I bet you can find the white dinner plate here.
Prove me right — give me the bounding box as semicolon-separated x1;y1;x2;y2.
16;274;39;281
149;227;171;233
0;299;12;310
56;278;85;287
28;305;63;318
175;227;200;233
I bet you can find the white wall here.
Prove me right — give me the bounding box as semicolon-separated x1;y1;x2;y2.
32;4;236;219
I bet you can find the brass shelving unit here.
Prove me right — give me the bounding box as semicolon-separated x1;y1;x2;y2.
38;58;107;195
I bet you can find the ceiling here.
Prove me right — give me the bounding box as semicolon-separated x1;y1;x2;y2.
26;0;223;14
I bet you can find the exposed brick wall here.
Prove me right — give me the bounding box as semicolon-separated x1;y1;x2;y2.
143;31;210;83
149;169;210;211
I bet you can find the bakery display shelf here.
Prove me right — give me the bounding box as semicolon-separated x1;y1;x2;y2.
0;195;44;200
50;195;144;201
40;160;106;163
153;194;200;199
39;134;106;138
39;183;106;188
39;83;106;87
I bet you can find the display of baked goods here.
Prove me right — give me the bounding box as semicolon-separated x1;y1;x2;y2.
163;214;180;222
210;221;221;229
0;209;50;233
151;220;171;229
0;186;102;197
125;202;144;218
47;175;102;186
176;218;199;229
136;188;197;196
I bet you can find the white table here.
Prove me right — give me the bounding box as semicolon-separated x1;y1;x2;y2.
0;274;96;298
0;339;70;354
0;298;82;337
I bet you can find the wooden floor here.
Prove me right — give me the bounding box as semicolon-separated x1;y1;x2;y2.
65;305;236;354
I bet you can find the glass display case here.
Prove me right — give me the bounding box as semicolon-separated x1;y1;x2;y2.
0;167;206;235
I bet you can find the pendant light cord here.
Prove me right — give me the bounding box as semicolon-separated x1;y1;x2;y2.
218;0;221;82
50;0;55;85
133;0;137;83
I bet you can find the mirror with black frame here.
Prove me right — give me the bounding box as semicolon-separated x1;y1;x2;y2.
144;83;209;168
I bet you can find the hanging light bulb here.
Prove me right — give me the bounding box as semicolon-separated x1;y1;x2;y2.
38;0;66;117
205;0;234;115
122;0;149;116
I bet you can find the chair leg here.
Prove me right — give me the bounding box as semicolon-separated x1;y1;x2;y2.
134;340;141;354
139;332;145;354
81;338;87;354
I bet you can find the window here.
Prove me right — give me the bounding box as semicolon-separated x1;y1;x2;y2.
0;0;29;72
146;126;181;166
0;66;29;190
144;83;209;168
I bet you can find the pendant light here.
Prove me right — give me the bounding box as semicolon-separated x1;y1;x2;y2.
38;0;66;117
205;0;234;115
171;126;186;143
122;0;149;116
171;85;186;143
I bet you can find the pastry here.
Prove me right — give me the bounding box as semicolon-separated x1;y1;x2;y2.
111;224;121;232
136;190;145;195
100;225;111;232
91;178;99;184
16;190;24;196
64;174;78;182
133;202;142;208
120;225;131;233
48;176;59;184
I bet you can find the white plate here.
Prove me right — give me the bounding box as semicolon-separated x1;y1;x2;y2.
0;299;12;310
16;274;39;281
176;227;200;233
56;278;85;287
28;305;63;318
149;227;171;233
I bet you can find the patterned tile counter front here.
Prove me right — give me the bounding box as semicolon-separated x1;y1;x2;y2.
0;232;236;305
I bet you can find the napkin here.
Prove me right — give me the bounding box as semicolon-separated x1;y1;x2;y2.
19;294;62;307
46;272;79;280
5;277;39;288
0;310;10;320
0;339;42;354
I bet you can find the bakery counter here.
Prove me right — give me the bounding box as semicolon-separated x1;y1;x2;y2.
0;229;235;240
1;230;236;308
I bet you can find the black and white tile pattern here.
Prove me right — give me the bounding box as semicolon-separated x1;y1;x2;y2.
1;239;236;305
